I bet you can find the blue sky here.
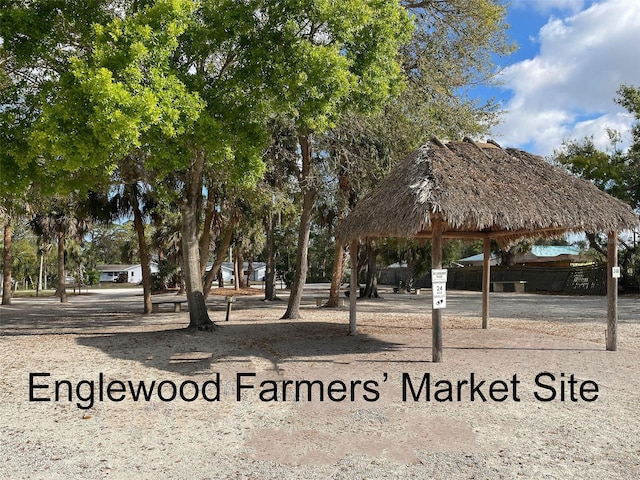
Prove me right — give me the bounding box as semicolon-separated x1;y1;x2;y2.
480;0;640;156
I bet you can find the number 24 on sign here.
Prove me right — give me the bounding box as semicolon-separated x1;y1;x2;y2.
432;283;446;309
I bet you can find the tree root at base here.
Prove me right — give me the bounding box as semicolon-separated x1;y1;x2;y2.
186;322;218;332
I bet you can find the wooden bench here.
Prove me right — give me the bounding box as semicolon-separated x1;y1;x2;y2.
491;281;527;293
151;298;187;313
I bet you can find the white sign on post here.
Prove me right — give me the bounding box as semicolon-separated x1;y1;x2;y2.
431;268;448;309
612;266;621;278
432;282;446;309
431;269;448;283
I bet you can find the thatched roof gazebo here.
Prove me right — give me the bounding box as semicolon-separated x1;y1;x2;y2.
337;138;640;362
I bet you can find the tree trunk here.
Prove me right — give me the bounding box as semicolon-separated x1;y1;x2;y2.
37;248;44;297
182;151;214;331
500;247;515;267
264;212;279;301
202;222;234;300
237;249;246;289
361;240;379;298
326;242;346;307
246;257;253;288
57;231;67;303
178;275;186;295
282;134;317;319
233;248;240;291
586;232;607;257
199;183;216;276
131;188;153;314
181;202;214;330
2;222;12;305
326;170;352;308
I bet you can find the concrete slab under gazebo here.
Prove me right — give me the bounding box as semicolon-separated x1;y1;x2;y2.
337;138;640;362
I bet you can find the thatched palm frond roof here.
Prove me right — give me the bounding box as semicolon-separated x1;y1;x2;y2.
337;138;639;244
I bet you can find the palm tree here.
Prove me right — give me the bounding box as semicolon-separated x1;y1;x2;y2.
151;209;183;292
110;153;159;313
31;196;94;303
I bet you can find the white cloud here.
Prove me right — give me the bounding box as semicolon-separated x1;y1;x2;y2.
492;0;640;156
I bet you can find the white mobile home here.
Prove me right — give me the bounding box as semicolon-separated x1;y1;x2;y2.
207;262;267;283
96;264;158;284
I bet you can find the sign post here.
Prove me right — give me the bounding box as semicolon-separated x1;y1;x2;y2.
225;295;235;322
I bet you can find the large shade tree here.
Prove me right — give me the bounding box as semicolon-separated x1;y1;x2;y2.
270;0;414;319
554;85;640;213
553;84;640;290
26;0;207;318
319;0;514;305
1;1;142;303
3;1;224;322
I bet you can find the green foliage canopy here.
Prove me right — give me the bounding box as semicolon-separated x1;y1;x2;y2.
30;0;204;185
243;0;414;134
1;0;117;194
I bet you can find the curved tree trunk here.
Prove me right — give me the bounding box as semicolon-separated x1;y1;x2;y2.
131;188;153;314
199;182;216;276
326;242;346;307
282;134;316;319
2;222;12;305
57;231;68;303
203;223;234;300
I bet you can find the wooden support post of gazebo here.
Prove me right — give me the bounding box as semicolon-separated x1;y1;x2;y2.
607;231;618;351
349;239;358;336
432;216;443;362
482;237;491;329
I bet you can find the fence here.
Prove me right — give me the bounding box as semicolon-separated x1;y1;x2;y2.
378;265;608;295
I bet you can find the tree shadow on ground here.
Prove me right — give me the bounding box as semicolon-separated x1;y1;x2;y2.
76;322;402;376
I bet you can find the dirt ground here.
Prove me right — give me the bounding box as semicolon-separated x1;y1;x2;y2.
1;286;639;479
